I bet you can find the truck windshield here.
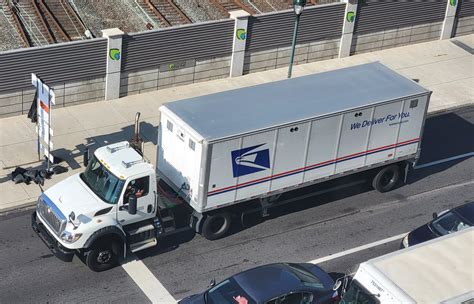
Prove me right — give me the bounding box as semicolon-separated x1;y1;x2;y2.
340;281;379;304
80;156;124;204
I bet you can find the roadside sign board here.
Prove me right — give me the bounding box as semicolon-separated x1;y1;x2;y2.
32;73;55;165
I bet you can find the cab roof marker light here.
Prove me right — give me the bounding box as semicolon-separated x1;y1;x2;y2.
106;142;129;153
121;159;145;168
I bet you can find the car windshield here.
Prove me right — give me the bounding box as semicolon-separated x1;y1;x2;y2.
205;278;256;304
80;156;125;204
431;211;471;235
286;263;325;289
340;281;379;304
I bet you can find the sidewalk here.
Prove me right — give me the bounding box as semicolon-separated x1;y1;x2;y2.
1;35;473;213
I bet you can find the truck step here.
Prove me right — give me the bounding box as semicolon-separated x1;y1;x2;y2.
163;226;176;233
130;237;157;253
126;224;155;236
157;226;191;239
161;216;174;223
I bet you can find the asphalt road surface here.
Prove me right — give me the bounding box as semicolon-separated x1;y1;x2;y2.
1;106;473;303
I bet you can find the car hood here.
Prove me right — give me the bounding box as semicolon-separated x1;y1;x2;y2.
178;293;204;304
408;224;438;246
43;173;113;220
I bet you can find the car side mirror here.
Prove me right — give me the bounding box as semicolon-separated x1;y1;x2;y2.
128;195;137;215
333;280;342;291
432;212;438;219
208;278;216;288
83;148;89;167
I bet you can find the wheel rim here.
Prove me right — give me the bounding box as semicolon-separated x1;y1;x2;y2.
97;250;112;264
380;170;395;187
210;217;226;235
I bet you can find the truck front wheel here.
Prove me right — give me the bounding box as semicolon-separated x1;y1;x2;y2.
372;165;400;193
202;212;231;240
85;242;118;272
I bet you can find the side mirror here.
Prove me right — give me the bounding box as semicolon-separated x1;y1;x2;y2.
432;212;438;219
83;148;89;167
208;278;216;288
128;195;137;215
333;280;342;291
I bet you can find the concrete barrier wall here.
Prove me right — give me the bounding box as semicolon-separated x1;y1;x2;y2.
351;21;443;55
0;77;105;118
1;2;473;118
243;38;339;74
119;56;231;97
455;16;474;37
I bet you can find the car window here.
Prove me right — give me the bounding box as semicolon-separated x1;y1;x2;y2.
286;263;325;289
206;278;256;304
431;212;471;235
265;292;313;304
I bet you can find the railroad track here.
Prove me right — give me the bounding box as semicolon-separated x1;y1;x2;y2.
4;0;86;47
141;0;191;27
13;0;54;46
1;0;31;47
210;0;256;16
42;0;86;41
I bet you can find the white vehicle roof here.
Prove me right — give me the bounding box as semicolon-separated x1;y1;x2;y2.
94;141;153;180
161;62;429;141
364;228;474;303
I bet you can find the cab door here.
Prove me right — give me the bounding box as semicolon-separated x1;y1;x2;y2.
117;174;156;225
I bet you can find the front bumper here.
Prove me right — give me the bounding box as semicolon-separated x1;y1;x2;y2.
31;212;75;262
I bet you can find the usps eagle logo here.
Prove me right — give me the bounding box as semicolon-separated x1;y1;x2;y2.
231;144;270;178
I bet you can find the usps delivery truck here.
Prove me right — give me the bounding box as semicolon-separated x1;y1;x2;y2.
339;228;474;303
32;62;431;271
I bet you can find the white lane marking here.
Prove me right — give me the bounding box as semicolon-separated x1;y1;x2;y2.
122;256;177;304
415;152;474;169
308;233;406;265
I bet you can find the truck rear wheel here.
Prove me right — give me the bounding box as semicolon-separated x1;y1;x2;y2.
372;165;400;193
86;242;118;272
202;212;231;240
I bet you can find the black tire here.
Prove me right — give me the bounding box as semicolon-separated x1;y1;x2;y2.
202;212;231;240
85;242;118;272
372;165;400;193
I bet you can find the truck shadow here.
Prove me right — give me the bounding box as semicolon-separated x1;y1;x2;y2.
57;121;158;171
407;106;474;184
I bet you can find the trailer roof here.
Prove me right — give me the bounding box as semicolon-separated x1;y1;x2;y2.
163;62;429;141
367;228;474;303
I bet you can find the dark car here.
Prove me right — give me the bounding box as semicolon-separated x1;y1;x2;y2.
179;263;338;304
402;201;474;248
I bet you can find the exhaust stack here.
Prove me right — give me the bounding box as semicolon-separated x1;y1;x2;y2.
129;112;144;155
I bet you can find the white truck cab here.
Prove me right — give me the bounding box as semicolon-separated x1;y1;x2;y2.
32;140;168;271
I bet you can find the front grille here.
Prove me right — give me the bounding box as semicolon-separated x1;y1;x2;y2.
37;196;66;235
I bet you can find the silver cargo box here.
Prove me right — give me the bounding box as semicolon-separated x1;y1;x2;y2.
158;62;431;213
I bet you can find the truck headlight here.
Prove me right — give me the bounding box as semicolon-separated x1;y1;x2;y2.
60;231;82;243
402;234;409;248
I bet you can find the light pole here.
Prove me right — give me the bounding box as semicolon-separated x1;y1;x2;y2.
287;0;306;78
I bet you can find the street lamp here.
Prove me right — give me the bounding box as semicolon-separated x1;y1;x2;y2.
288;0;306;78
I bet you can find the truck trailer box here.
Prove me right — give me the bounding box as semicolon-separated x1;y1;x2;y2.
342;228;474;303
157;62;431;213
